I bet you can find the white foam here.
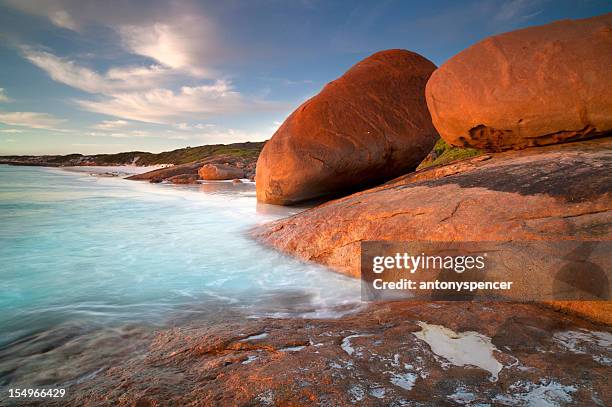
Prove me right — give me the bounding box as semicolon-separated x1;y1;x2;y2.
368;387;386;399
494;380;576;407
242;355;258;364
279;345;305;352
553;329;612;366
341;334;372;356
413;322;503;381
241;332;268;341
389;372;417;391
448;387;476;405
348;385;365;402
553;329;612;352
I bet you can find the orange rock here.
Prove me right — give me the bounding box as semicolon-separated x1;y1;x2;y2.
63;301;611;405
256;49;438;205
253;139;612;323
166;174;200;184
426;13;612;152
198;164;244;180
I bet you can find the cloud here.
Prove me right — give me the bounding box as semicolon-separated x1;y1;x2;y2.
0;128;25;133
88;130;151;138
22;47;171;94
7;0;222;77
190;127;268;144
0;111;66;130
76;80;281;124
22;47;281;124
495;0;545;22
92;119;130;130
48;9;78;30
174;122;216;131
6;0;290;144
0;88;11;102
117;18;217;77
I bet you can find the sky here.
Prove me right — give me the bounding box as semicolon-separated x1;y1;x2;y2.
0;0;609;155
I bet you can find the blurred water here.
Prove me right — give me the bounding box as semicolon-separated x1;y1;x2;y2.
0;165;360;386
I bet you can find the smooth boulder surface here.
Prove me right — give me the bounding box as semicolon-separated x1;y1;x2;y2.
425;13;612;152
256;49;438;205
253;138;612;323
198;164;245;180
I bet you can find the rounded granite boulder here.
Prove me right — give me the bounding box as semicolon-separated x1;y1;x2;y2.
425;13;612;152
198;164;244;180
256;49;438;205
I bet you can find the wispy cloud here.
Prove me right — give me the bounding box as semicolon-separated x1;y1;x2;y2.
185;127;268;145
21;46;282;124
0;88;11;103
0;128;25;133
0;111;66;130
117;18;217;77
495;0;546;22
76;80;281;124
92;120;130;130
174;122;216;131
87;130;151;139
48;9;78;30
22;47;171;94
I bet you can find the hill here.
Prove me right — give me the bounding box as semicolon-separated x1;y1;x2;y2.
0;141;265;167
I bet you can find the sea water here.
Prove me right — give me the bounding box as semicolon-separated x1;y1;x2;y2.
0;165;360;386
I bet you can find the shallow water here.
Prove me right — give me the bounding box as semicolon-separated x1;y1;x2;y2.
0;165;360;386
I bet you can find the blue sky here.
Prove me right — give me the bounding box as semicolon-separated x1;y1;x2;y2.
0;0;609;155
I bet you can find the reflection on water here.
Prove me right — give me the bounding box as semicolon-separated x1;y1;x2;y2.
197;180;256;195
0;165;360;390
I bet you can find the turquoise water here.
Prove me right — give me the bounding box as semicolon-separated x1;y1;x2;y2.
0;165;360;385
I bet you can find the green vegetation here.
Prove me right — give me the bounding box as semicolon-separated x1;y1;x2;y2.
0;141;267;167
136;142;264;165
417;138;482;170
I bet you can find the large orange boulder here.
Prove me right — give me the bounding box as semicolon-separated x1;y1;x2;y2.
426;13;612;152
256;49;438;205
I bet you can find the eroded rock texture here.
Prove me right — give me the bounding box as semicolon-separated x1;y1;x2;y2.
425;13;612;152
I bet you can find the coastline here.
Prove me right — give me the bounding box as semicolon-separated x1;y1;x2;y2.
1;152;610;406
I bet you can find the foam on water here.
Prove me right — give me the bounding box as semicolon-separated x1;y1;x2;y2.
0;165;361;350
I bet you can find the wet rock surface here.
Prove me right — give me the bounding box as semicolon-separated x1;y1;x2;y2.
29;302;611;406
166;174;200;184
